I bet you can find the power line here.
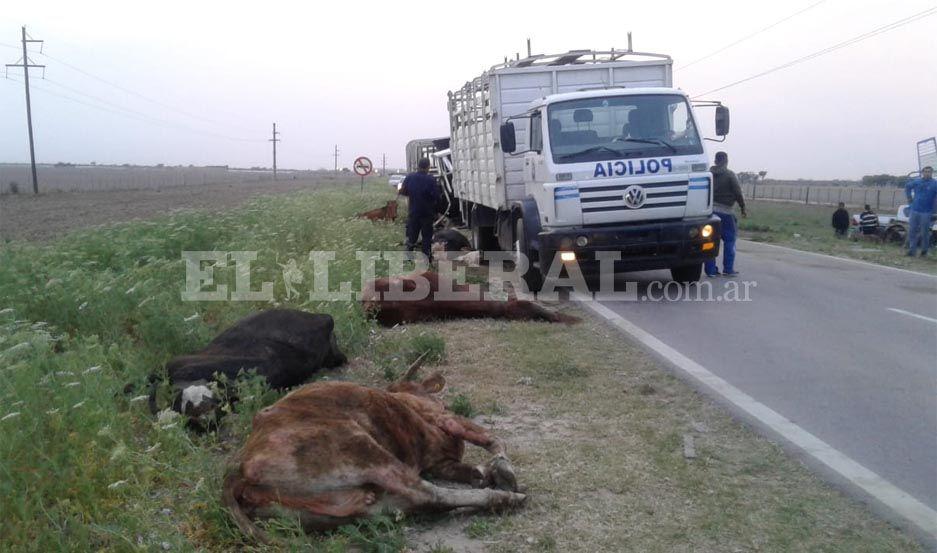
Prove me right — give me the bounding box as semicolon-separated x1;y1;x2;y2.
693;6;937;98
38;76;262;142
677;0;828;71
37;50;258;134
8;73;267;144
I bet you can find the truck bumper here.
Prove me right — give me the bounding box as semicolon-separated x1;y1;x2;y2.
535;215;722;272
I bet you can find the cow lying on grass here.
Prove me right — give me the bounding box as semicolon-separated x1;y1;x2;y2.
356;200;398;222
149;309;346;426
361;271;579;326
223;362;525;542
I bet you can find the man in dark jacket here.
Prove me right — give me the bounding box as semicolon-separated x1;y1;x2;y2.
399;157;440;259
705;151;747;277
831;202;850;238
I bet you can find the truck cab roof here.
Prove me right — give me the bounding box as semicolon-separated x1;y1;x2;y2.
529;87;687;111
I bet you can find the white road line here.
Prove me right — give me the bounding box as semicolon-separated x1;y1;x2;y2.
740;239;937;279
888;307;937;324
573;293;937;539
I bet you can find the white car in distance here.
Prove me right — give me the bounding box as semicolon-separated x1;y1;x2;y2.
388;174;406;189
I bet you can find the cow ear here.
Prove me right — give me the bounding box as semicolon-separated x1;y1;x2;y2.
421;372;446;394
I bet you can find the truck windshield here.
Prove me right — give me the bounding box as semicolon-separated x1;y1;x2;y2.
547;94;702;164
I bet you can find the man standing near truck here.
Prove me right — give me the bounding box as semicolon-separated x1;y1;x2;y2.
705;151;747;277
399;157;440;259
904;165;936;257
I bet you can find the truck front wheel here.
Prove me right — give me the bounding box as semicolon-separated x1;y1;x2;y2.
670;263;702;283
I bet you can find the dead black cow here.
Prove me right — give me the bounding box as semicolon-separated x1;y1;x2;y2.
149;309;347;426
430;229;472;258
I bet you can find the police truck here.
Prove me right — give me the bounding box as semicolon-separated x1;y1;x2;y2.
432;44;730;290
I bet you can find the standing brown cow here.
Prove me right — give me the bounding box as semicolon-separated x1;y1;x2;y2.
223;367;525;542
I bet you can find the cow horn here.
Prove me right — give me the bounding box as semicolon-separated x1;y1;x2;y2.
401;351;429;382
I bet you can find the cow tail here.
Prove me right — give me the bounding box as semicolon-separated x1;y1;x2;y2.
222;467;271;545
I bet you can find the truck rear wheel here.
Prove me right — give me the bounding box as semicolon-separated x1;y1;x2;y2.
515;219;544;292
670;263;702;283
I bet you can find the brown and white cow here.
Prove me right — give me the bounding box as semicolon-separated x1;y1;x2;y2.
223;366;525;542
356;200;398;222
361;271;579;326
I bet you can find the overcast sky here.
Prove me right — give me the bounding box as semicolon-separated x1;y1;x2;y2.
1;0;935;179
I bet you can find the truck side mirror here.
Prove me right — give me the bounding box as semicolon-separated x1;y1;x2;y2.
715;106;730;136
500;122;517;153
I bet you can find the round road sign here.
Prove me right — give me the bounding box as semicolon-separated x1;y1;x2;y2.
353;156;373;176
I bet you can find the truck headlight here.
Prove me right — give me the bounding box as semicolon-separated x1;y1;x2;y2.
575;235;589;247
701;224;714;238
560;251;576;262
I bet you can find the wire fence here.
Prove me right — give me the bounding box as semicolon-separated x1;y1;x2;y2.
0;164;325;194
742;182;907;212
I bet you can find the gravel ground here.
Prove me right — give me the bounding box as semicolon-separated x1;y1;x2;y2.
0;177;360;242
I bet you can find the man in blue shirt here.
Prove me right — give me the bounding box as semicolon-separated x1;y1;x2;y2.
399;158;441;259
904;166;936;257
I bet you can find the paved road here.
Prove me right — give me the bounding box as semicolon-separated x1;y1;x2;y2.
586;241;937;534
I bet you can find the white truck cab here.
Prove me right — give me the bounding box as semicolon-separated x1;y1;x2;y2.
515;88;715;228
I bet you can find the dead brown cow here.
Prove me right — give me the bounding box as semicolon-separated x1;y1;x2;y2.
356;200;398;222
223;365;525;542
361;271;579;326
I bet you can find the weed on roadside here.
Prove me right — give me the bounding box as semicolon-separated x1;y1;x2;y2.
448;393;476;418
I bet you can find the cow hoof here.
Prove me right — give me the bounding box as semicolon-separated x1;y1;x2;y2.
489;490;527;511
487;457;518;492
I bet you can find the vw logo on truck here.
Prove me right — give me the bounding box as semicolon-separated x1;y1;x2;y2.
622;185;646;209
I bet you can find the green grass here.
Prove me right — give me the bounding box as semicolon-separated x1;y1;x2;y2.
0;185;413;551
740;200;936;274
447;393;476;418
464;517;494;539
372;330;447;381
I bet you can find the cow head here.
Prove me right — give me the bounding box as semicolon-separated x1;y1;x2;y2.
170;379;221;430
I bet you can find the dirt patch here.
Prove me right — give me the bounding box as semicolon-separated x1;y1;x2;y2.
0;176;364;242
346;316;924;552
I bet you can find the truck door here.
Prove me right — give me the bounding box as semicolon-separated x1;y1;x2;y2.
526;110;545;184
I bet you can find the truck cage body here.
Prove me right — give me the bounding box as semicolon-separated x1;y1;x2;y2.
447;49;674;211
405;137;449;174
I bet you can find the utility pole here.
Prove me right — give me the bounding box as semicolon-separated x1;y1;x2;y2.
333;145;340;172
5;26;45;194
382;153;386;176
269;123;280;180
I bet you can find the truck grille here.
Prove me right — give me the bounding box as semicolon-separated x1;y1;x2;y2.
579;180;688;213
